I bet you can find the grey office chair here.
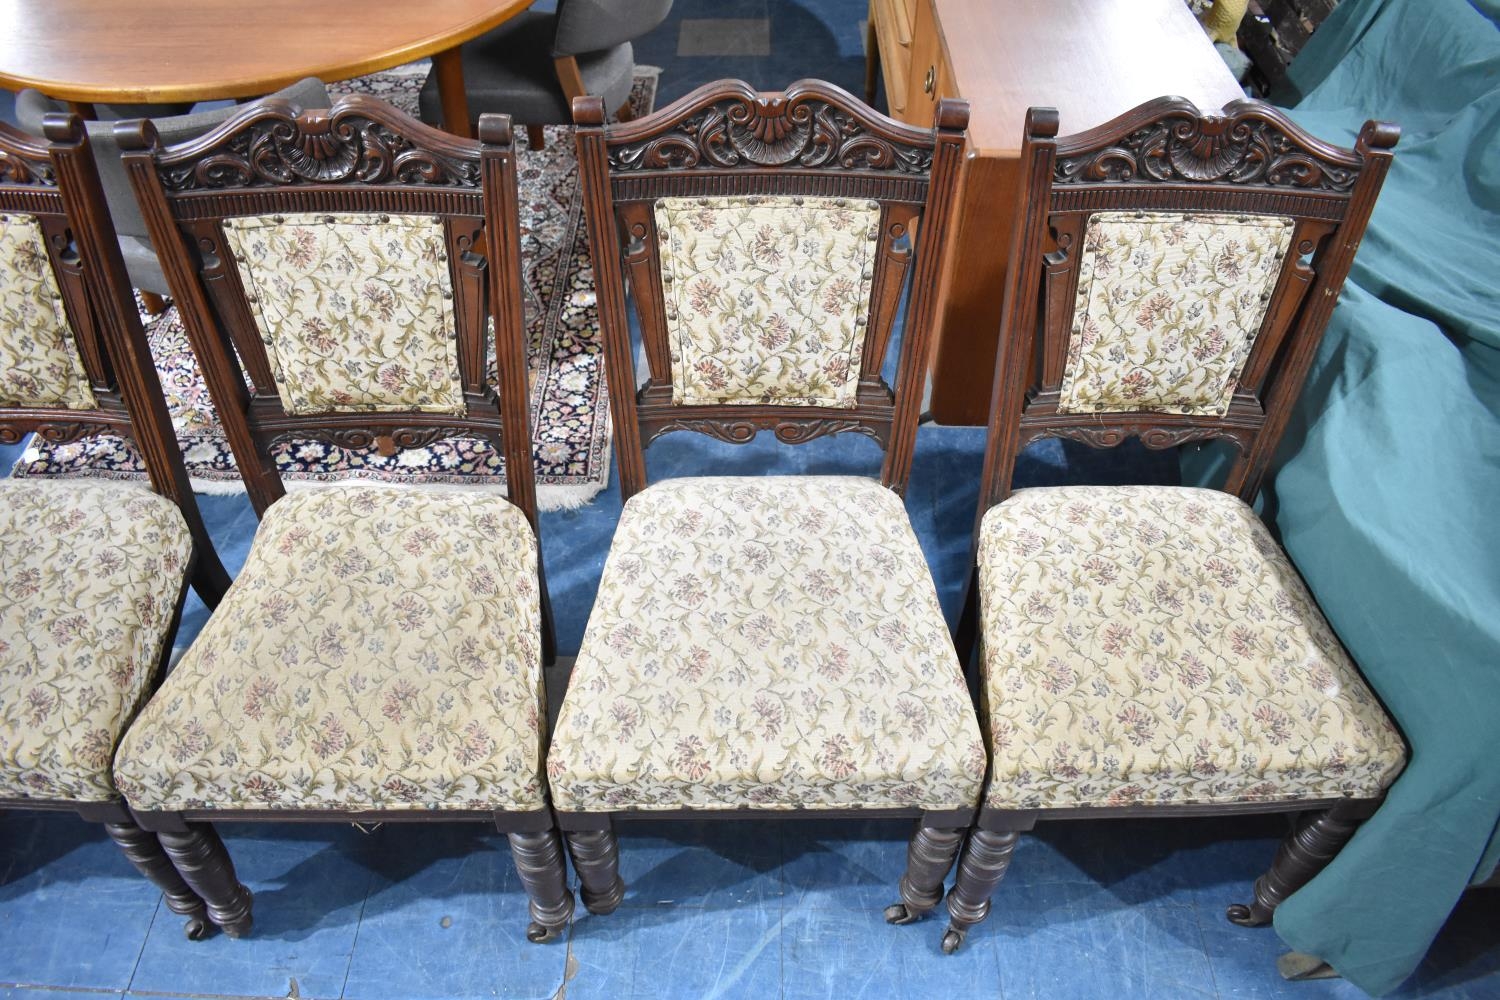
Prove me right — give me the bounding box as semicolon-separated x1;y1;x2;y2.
418;0;672;148
15;78;331;303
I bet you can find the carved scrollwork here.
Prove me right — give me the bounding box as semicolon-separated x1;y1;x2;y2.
1054;106;1359;192
158;98;482;192
0;149;57;187
645;416;881;447
610;90;934;175
1028;423;1247;452
267;425;484;451
0;420;114;448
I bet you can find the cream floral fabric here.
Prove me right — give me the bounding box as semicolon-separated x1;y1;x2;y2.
114;487;547;812
655;196;880;407
0;480;191;802
548;476;985;812
977;485;1406;811
1059;212;1295;416
222;212;465;416
0;213;95;409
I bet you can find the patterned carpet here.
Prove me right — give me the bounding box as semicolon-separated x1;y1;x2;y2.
13;66;657;509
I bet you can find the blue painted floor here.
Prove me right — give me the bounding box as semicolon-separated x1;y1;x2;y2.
5;1;1500;997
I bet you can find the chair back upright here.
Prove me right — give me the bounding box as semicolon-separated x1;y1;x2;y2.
115;96;538;532
1;116;219;546
573;78;968;499
977;98;1397;521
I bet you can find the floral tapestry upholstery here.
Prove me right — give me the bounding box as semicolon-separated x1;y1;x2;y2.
654;196;881;407
547;476;985;812
0;480;191;802
0;213;95;410
976;485;1406;811
114;486;547;812
1059;212;1295;416
221;212;465;416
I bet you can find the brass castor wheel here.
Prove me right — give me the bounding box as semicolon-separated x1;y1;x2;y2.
527;920;564;944
940;926;966;955
1225;901;1270;927
183;914;211;940
883;902;922;926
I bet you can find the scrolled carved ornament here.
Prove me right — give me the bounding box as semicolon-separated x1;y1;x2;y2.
0;149;56;187
160;108;481;192
1054;110;1357;191
609;93;933;175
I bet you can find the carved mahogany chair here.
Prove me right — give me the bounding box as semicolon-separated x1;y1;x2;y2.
417;0;673;149
15;78;332;309
548;80;986;926
108;95;573;942
0;115;232;938
938;98;1407;953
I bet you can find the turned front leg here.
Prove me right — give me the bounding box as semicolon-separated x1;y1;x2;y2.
942;828;1019;954
156;823;254;938
565;829;625;915
103;819;211;939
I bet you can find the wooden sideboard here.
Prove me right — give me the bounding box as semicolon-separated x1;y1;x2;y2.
868;0;1245;424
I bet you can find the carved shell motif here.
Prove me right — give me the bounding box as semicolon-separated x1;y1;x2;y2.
609;95;934;175
1054;113;1356;191
161;115;481;191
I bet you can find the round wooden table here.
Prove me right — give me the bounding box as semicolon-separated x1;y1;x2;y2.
0;0;535;137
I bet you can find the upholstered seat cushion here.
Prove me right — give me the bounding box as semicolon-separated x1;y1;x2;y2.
977;485;1406;811
0;480;192;802
114;487;547;813
547;476;985;812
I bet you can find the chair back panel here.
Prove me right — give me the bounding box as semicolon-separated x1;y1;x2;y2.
978;98;1397;513
117;96;539;525
574;79;968;498
219;211;465;416
0;210;96;409
653;193;881;408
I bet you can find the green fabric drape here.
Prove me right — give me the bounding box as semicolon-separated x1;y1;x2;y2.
1259;0;1500;993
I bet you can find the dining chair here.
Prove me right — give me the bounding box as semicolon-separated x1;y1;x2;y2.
15;78;331;309
548;79;985;927
0;114;232;939
108;94;573;942
937;97;1406;953
418;0;673;149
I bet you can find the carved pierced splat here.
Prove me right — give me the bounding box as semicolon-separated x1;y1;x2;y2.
154;97;483;192
608;86;935;175
1053;100;1361;192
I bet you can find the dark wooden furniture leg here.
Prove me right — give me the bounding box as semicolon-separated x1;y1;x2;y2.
525;124;546;151
885;825;965;924
103;819;211;939
1227;802;1365;927
942;828;1019;954
864;7;880;106
564;829;625;915
138;291;168;316
156;823;254;937
432;47;474;139
507;829;576;943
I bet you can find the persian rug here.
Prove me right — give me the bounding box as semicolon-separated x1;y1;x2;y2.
12;64;658;509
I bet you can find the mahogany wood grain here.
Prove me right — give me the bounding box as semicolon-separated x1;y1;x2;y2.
0;0;533;136
873;0;1246;423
